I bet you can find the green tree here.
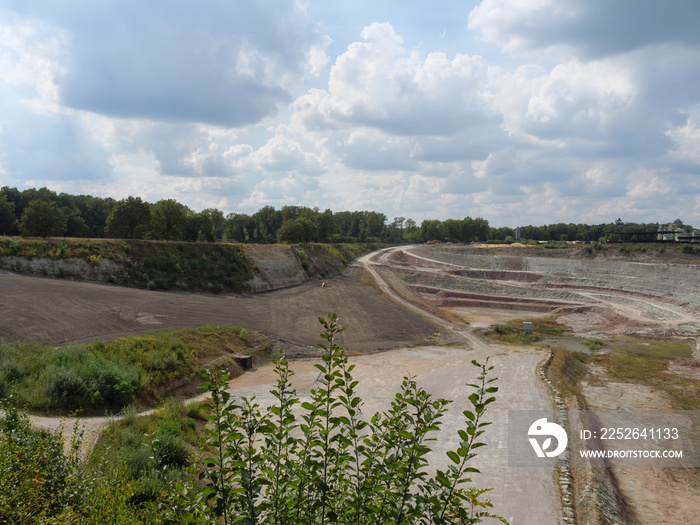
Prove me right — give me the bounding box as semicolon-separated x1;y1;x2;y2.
105;196;151;239
403;218;421;243
197;208;226;242
276;217;317;243
316;208;335;242
472;218;490;242
0;186;22;227
149;199;189;240
18;200;67;237
224;213;254;242
0;194;16;236
62;194;115;238
253;205;283;243
421;219;443;242
62;206;90;237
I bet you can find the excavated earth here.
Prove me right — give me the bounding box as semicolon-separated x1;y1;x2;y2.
2;243;699;524
397;245;700;340
378;245;700;525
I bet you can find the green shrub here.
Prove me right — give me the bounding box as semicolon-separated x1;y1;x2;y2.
547;348;588;397
680;243;698;255
45;367;88;407
148;277;170;290
153;432;190;469
489;324;539;344
582;338;605;351
0;399;82;522
182;314;504;524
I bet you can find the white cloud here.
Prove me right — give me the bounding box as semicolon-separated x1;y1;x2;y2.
1;3;699;228
525;59;635;133
666;119;700;166
468;0;700;58
0;12;67;112
303;22;502;137
627;171;673;201
4;0;329;127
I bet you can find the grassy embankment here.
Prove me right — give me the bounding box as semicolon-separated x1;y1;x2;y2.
0;324;272;520
0;237;385;293
0;326;270;415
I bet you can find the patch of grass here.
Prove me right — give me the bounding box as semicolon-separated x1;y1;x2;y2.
89;398;199;509
482;317;570;345
485;324;539;344
547;347;589;397
608;336;692;360
604;354;700;411
185;400;209;421
528;317;569;335
581;338;606;351
0;326;269;414
680;244;699;255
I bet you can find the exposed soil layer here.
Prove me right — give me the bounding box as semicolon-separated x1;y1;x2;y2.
0;267;435;353
365;245;700;523
400;245;700;340
578;373;700;525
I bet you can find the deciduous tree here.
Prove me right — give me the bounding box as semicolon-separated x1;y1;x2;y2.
105;196;151;239
19;200;67;237
149;199;189;240
0;194;16;236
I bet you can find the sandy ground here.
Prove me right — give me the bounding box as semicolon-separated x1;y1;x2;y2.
579;372;700;525
0;267;434;352
199;345;560;525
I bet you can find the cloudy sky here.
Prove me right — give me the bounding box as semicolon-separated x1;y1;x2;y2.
1;0;699;227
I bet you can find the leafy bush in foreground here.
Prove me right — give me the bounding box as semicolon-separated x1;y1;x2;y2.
0;398;82;522
164;314;505;524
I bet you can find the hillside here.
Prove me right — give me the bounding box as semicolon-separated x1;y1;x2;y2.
0;237;382;293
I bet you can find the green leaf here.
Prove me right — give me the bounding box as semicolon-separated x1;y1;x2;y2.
446;450;460;464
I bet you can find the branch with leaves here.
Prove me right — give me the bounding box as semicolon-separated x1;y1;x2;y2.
188;314;506;525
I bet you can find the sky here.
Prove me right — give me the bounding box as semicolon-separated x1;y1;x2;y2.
1;0;699;228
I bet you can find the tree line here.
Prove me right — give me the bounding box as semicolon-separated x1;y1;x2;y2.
489;217;694;243
0;186;489;244
0;186;692;244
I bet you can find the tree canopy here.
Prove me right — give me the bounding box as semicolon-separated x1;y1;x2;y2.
19;200;67;238
105;196;151;239
2;186;694;245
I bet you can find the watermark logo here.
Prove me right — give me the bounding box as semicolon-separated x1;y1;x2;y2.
528;418;568;458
